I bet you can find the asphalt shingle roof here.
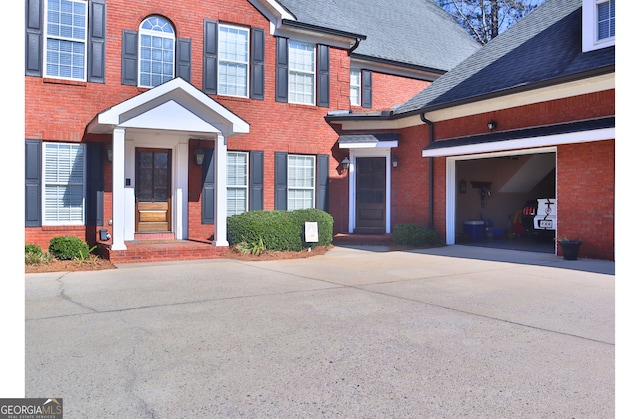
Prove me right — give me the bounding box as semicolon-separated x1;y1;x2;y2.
275;0;480;72
394;0;615;114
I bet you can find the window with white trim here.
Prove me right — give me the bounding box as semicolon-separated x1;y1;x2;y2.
218;24;250;97
45;0;87;80
43;143;86;225
350;69;361;106
227;151;249;216
288;41;315;105
287;155;315;210
597;0;615;41
139;16;175;88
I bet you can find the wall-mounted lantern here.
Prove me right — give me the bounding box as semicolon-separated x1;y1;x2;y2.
391;156;399;168
106;145;113;162
487;120;497;130
341;157;350;172
194;148;205;166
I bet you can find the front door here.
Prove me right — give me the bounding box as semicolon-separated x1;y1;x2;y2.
355;157;386;232
135;148;172;232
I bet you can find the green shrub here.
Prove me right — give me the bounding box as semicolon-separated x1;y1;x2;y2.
48;236;91;261
25;244;52;265
228;209;334;252
392;223;440;247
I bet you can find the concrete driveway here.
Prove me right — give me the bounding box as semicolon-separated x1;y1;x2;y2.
25;245;615;418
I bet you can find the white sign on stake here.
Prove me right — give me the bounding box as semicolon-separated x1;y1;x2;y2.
305;222;319;243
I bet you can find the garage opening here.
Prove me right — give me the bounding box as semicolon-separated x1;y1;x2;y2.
455;152;556;253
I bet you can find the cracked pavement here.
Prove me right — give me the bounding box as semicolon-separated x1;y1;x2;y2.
25;245;615;418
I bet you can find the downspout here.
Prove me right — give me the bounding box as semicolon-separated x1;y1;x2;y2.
348;38;360;55
420;113;435;229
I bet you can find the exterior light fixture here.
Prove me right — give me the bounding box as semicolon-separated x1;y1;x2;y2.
194;148;205;166
487;120;497;130
106;145;113;162
341;157;350;172
392;156;399;168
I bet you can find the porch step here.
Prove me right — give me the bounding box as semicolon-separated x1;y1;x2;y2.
333;233;393;246
99;240;229;264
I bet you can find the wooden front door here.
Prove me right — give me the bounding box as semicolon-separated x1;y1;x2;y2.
355;157;386;232
135;148;172;232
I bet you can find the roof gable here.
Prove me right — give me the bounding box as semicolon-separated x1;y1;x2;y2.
88;78;249;137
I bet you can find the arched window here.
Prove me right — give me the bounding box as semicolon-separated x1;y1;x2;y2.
138;16;175;88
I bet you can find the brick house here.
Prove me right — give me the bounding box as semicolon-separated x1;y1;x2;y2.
327;0;615;261
24;0;478;262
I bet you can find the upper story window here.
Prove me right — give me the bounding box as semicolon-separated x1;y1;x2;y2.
275;38;329;107
138;16;175;88
218;24;250;97
288;41;316;105
582;0;615;52
350;69;361;106
597;0;615;41
45;0;87;81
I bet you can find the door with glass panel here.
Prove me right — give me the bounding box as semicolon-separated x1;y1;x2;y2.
355;157;386;232
135;149;171;232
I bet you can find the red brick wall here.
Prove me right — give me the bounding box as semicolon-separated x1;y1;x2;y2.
350;72;431;113
557;140;614;260
434;90;615;140
390;125;432;227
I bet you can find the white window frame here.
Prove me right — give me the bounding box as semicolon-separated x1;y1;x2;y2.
138;16;175;88
288;41;316;105
287;155;316;210
582;0;615;52
218;24;250;98
43;142;86;226
227;151;249;216
596;0;615;41
44;0;88;81
350;68;361;106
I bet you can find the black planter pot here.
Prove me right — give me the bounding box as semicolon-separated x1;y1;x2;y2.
560;240;582;260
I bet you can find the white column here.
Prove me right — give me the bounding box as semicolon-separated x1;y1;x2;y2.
214;134;229;246
111;128;127;250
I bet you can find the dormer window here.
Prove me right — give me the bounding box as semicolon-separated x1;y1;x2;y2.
583;0;615;52
597;0;615;41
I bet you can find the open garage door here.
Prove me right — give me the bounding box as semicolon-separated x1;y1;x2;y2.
454;151;556;254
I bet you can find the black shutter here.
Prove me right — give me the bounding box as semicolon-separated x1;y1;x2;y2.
249;150;264;210
274;152;288;210
85;143;104;226
121;30;138;85
176;38;191;82
317;44;330;108
25;0;43;77
275;37;289;102
25;139;42;227
87;0;106;83
362;69;372;108
316;154;329;212
202;148;215;224
203;20;218;94
250;28;265;100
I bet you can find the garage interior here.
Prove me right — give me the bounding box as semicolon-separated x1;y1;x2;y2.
455;152;556;254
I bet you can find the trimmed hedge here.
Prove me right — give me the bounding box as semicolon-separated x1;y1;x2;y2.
48;236;91;261
392;223;440;247
227;209;334;251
